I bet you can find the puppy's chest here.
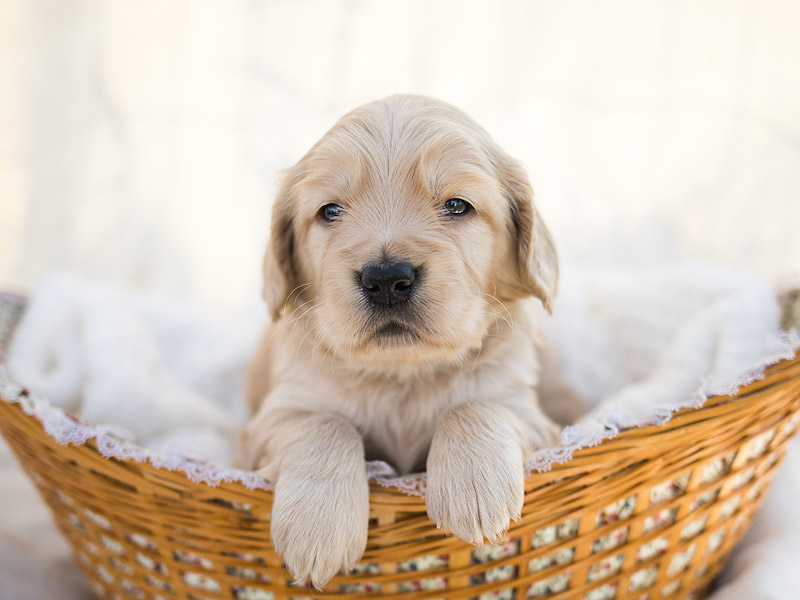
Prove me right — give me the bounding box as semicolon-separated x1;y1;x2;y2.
343;379;457;475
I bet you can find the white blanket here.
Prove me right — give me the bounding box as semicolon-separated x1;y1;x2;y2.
2;267;799;599
6;276;257;467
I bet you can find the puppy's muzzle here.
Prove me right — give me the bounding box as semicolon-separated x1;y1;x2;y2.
360;261;417;306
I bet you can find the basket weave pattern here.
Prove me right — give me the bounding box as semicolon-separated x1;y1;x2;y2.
1;296;800;600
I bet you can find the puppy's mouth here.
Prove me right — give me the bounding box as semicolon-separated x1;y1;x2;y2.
371;321;421;342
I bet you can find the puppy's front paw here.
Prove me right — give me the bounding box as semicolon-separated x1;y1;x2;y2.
271;474;369;588
426;444;524;546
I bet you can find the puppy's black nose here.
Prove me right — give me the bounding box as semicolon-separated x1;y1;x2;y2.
360;261;417;306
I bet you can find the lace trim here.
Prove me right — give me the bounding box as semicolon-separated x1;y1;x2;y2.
4;328;796;497
0;368;270;490
526;330;800;474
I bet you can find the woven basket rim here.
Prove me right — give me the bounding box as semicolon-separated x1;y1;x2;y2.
2;354;799;598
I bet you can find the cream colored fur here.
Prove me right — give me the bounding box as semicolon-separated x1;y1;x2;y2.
244;95;560;588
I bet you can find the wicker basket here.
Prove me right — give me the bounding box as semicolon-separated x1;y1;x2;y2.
1;292;800;600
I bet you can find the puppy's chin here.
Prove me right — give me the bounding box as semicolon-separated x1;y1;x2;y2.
339;322;483;370
346;340;471;370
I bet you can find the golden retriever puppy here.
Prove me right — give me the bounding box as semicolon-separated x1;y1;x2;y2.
244;94;560;587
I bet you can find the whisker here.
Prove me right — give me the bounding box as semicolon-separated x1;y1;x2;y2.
475;291;516;328
286;296;318;322
284;282;317;309
261;298;318;347
297;328;324;364
287;299;320;339
317;341;335;376
479;298;513;334
294;314;321;362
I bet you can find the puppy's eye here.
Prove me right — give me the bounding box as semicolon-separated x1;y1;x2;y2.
320;203;344;222
443;198;472;216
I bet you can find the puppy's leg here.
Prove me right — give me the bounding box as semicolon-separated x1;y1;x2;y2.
426;400;531;545
247;407;369;588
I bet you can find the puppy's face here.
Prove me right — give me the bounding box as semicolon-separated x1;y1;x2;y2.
264;96;557;369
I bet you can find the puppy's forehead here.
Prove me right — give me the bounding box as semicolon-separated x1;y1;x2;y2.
296;103;503;212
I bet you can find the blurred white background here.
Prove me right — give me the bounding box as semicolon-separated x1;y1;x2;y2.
1;0;799;314
1;4;800;599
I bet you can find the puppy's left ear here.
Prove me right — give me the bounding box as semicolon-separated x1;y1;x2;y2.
501;158;559;312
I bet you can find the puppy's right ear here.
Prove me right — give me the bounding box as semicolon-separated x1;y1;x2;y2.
262;179;297;321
